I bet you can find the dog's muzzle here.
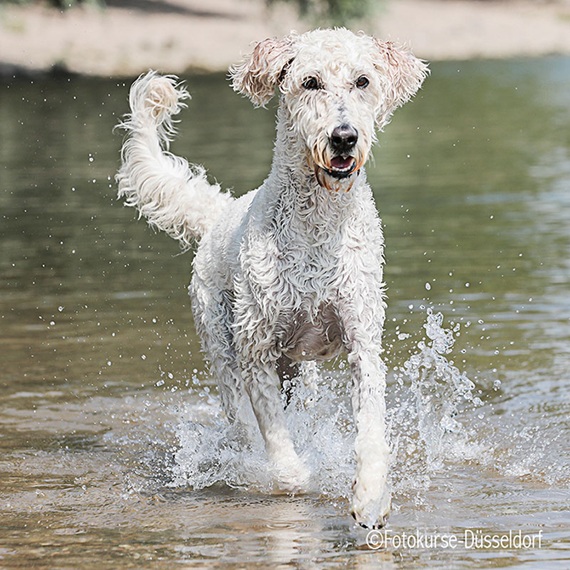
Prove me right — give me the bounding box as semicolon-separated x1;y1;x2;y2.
328;124;359;178
314;124;362;190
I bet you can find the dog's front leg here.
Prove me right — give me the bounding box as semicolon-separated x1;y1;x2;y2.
349;350;391;528
242;363;311;492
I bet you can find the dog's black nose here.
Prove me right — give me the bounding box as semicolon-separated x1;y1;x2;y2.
330;124;358;154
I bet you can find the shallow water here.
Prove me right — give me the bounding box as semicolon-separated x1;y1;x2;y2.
1;58;569;568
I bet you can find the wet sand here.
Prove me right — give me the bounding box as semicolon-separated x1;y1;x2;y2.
1;0;570;76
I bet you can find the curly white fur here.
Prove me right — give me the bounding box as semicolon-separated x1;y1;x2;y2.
116;71;233;246
116;28;428;529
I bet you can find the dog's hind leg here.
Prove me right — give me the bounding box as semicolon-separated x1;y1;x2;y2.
209;351;259;444
190;282;257;436
241;361;311;492
276;356;299;407
278;359;320;408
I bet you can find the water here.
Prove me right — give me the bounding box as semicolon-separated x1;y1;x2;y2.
1;58;569;568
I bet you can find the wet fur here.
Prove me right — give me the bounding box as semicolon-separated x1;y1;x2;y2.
116;28;428;528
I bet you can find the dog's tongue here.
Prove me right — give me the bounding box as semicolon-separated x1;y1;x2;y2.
330;156;354;171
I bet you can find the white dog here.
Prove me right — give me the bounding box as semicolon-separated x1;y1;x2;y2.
116;28;427;528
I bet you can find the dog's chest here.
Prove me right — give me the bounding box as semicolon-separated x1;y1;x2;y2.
277;302;343;362
273;241;346;361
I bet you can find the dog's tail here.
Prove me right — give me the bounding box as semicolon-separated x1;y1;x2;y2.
116;71;233;248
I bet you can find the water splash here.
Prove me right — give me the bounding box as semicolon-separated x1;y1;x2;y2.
387;309;488;506
394;309;484;468
169;370;356;499
169;397;273;492
168;309;484;503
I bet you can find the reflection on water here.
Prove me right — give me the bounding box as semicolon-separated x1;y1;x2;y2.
0;58;569;567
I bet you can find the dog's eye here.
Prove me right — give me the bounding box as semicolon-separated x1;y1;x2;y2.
355;75;370;89
302;77;321;90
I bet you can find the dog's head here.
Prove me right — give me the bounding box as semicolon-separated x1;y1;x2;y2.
230;29;428;192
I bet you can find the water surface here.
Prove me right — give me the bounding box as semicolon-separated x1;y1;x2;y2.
0;59;569;568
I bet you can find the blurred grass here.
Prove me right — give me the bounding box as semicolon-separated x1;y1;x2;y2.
1;0;381;22
0;0;102;9
0;0;381;24
268;0;382;25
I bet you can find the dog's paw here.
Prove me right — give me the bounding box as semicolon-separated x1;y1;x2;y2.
270;456;311;494
350;483;391;529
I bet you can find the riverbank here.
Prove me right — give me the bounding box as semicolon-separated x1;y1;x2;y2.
1;0;570;76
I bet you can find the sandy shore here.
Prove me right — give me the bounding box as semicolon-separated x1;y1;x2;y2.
1;0;570;76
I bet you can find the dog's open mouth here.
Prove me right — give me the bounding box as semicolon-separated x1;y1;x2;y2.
325;156;358;179
312;149;363;192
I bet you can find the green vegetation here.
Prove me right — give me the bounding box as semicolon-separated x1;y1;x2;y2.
0;0;102;9
2;0;376;21
268;0;380;25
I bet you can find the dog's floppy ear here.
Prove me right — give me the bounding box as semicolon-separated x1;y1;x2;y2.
230;36;296;107
373;40;429;126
